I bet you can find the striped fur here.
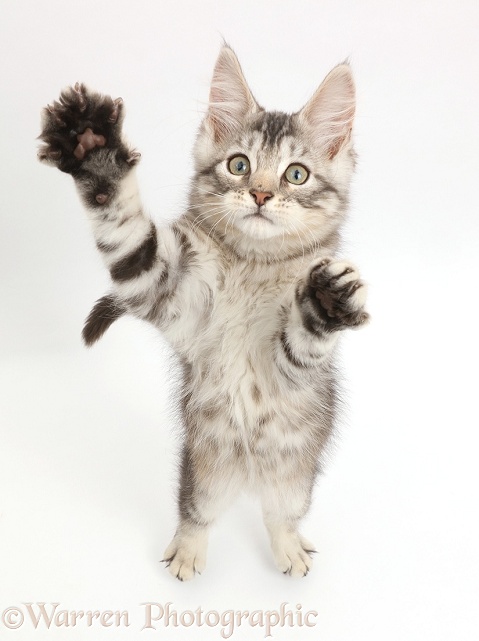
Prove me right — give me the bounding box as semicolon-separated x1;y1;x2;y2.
38;45;368;581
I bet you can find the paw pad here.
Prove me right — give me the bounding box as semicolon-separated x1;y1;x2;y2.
74;128;106;160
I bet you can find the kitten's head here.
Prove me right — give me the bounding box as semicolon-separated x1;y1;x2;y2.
189;45;356;261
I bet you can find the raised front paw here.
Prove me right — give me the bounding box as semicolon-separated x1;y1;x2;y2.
38;83;140;174
302;258;369;331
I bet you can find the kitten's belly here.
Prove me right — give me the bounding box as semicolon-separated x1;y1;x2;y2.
184;286;326;454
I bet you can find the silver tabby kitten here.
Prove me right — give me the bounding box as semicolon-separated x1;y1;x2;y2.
38;45;368;580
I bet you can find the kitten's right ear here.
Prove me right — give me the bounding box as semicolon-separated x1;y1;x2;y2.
207;45;259;143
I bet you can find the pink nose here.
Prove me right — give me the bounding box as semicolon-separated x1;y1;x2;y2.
250;190;273;207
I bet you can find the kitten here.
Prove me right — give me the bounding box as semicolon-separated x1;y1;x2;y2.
38;45;368;580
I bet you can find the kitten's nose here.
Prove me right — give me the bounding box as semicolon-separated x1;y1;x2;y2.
250;190;273;207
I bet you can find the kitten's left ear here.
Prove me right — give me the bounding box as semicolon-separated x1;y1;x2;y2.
299;63;356;159
207;45;260;143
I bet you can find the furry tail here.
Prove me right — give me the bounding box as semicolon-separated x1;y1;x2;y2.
82;294;126;346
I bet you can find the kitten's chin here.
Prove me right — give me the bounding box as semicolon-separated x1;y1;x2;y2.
235;214;283;240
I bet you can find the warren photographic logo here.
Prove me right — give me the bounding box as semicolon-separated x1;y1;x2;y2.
1;601;318;638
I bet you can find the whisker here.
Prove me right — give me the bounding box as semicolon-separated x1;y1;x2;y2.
192;186;225;198
188;206;231;232
206;208;233;242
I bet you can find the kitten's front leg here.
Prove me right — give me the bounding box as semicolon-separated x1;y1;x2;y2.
38;85;190;330
38;85;157;289
276;258;369;373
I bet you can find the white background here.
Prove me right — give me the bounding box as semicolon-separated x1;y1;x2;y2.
1;1;478;639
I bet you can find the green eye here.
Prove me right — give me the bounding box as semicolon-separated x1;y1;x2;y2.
285;164;309;185
228;155;250;176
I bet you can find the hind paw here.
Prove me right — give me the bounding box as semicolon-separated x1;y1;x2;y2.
272;531;316;578
162;532;207;582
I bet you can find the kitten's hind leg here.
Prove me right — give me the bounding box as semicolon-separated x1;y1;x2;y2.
260;478;316;578
163;441;244;581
